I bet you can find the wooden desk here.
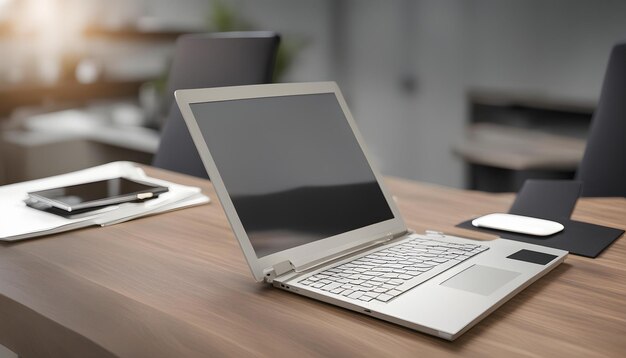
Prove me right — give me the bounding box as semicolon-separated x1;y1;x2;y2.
1;167;625;357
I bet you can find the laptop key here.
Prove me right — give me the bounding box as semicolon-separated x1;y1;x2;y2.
381;273;399;278
322;282;341;291
424;261;444;266
348;291;364;299
371;277;389;282
412;263;434;268
376;294;393;302
330;288;345;294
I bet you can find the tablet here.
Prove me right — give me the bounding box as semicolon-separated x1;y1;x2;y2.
27;177;169;212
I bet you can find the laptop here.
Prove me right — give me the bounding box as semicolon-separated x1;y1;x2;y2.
175;82;567;340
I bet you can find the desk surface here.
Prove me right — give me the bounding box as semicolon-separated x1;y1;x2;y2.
1;167;625;357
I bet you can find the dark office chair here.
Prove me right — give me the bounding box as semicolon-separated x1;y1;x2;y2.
576;43;626;197
152;32;280;178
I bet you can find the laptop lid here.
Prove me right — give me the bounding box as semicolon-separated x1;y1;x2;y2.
175;82;407;281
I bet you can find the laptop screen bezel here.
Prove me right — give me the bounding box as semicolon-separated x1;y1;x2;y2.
175;82;407;281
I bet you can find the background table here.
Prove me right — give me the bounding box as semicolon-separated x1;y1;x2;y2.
1;166;625;357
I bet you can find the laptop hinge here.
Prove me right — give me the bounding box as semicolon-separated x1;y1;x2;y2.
263;260;295;283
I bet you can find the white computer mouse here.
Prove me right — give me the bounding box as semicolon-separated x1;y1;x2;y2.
472;213;564;236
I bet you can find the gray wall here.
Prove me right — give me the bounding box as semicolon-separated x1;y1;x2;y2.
3;0;625;188
330;0;626;187
235;0;626;187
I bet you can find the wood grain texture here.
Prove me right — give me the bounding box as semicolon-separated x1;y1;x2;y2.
1;166;624;357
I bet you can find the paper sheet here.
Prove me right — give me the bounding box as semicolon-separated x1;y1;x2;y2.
0;162;209;241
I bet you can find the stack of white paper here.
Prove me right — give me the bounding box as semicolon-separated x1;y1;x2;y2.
0;161;210;241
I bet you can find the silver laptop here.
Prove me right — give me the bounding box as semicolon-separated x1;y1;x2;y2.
175;82;567;340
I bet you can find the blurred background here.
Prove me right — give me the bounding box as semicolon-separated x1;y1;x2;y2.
0;0;625;191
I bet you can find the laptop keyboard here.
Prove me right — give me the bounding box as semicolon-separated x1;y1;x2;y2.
298;237;488;303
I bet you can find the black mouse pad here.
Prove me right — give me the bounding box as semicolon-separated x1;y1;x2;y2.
457;218;623;258
456;180;624;258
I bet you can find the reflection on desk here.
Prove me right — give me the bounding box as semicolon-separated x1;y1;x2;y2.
0;166;624;357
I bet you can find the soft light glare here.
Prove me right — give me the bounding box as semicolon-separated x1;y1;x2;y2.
17;0;58;33
75;59;100;84
0;0;14;22
11;0;87;84
0;0;13;9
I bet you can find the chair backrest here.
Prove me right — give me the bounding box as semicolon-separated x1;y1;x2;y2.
152;32;280;178
576;43;626;197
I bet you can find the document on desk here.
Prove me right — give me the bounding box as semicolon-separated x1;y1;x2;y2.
0;161;210;241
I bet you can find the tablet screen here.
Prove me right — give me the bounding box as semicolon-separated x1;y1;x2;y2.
29;178;165;210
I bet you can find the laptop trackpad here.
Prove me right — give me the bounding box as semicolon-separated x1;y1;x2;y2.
441;265;521;296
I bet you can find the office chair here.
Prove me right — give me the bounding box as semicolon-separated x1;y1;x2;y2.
576;43;626;197
152;32;280;178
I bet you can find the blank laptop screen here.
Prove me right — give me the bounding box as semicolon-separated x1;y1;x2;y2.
190;93;394;257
